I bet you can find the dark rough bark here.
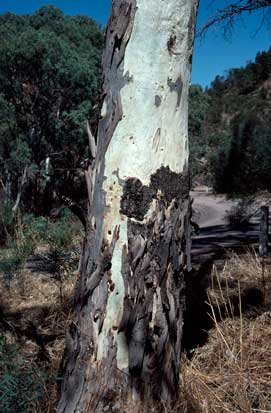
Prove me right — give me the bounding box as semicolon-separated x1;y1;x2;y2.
120;192;191;400
58;1;194;411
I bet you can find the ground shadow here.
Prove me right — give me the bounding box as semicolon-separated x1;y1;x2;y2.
183;219;268;355
183;252;264;355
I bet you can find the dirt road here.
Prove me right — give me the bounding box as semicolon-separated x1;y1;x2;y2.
191;191;236;228
191;191;259;264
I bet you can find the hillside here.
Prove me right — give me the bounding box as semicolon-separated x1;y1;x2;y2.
189;47;271;194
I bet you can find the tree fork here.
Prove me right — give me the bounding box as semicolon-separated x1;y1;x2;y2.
58;0;199;411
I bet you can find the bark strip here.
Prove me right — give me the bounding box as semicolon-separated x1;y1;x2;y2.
58;2;138;411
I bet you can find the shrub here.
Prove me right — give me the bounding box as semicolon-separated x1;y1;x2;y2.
0;212;38;280
44;210;83;254
0;335;47;412
226;196;257;227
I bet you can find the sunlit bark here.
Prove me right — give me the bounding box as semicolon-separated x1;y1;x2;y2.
58;1;199;411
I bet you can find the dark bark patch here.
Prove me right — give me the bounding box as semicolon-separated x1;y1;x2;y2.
167;34;177;54
120;178;154;221
150;166;189;204
111;33;124;67
120;167;189;221
155;95;162;107
123;70;134;83
167;75;183;107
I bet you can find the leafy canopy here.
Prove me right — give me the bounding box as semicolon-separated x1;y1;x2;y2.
0;6;103;211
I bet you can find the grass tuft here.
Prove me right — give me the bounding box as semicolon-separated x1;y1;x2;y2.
183;249;271;413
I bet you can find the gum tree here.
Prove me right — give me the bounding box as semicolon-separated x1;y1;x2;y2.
58;0;199;411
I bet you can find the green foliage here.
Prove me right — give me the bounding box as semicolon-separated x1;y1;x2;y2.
41;210;83;253
0;212;36;275
0;6;103;212
189;47;271;194
0;335;46;412
188;84;211;180
0;209;83;279
19;210;83;254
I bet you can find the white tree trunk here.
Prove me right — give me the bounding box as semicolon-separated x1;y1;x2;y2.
58;1;198;411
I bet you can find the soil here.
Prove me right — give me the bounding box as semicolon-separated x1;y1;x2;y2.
191;191;260;264
192;191;236;228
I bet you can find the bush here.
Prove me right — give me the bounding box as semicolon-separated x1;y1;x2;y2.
21;209;83;254
0;212;36;279
226;196;257;227
0;209;83;288
43;210;83;253
0;335;46;412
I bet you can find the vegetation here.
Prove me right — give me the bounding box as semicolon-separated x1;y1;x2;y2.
1;6;270;200
0;6;103;214
115;250;271;413
0;9;97;408
2;234;271;412
0;4;271;412
0;335;47;412
0;210;83;280
0;209;82;411
0;260;78;412
189;46;271;194
188;84;211;181
184;250;271;412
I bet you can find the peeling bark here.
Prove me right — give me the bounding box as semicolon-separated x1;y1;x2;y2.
58;1;198;411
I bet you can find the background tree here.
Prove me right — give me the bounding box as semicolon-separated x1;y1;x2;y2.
0;6;103;214
58;0;199;411
188;84;211;181
188;46;271;194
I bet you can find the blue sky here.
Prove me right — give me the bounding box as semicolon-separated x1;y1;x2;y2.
0;0;270;87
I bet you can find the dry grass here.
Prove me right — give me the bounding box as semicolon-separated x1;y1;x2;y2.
120;250;271;413
210;248;271;303
183;249;271;413
0;262;78;412
1;247;271;412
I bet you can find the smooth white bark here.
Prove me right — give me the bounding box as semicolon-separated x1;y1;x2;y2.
97;0;198;370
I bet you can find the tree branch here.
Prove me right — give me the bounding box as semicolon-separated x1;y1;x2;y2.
200;0;271;37
12;166;28;216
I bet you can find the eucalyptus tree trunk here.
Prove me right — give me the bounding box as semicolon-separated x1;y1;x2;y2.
58;0;199;411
